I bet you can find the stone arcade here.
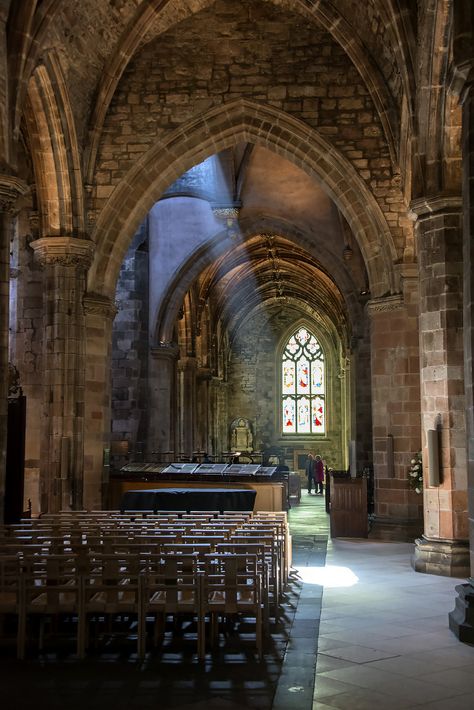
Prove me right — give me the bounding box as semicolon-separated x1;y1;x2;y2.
1;0;474;657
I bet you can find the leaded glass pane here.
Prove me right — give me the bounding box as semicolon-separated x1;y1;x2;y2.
311;362;324;392
283;397;295;432
312;396;324;433
297;358;310;394
296;328;310;345
282;360;295;394
297;397;311;432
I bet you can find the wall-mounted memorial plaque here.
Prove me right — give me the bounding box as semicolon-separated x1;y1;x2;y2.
162;463;199;473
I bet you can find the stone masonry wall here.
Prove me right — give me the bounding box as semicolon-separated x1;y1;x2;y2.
111;221;149;454
93;0;410;259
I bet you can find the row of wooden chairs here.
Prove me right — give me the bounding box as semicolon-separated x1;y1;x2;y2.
0;550;263;660
0;510;290;659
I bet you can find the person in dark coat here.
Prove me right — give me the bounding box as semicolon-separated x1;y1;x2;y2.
314;455;324;494
305;453;314;494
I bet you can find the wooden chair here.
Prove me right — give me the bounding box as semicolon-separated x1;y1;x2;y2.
199;553;262;660
77;553;146;659
141;553;201;653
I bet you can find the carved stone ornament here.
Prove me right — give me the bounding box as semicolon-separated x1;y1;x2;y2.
8;363;22;398
30;236;95;268
366;294;404;315
150;342;180;360
212;207;240;221
83;293;118;319
0;174;28;214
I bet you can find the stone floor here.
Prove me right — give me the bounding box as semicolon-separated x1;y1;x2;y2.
2;495;474;710
312;509;474;709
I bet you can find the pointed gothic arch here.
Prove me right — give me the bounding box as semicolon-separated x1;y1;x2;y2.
89;99;398;300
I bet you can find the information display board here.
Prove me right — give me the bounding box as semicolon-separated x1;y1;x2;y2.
224;464;260;475
162;463;199;474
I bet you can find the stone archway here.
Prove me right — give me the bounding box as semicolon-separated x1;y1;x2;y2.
88;99;397;301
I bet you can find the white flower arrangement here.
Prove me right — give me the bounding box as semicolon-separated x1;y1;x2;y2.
408;453;423;494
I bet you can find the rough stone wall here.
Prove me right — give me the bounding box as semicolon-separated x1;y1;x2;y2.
111;221;149;453
93;0;410;257
226;307;348;471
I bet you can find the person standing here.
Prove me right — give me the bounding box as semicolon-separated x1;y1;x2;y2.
314;455;324;495
305;453;314;494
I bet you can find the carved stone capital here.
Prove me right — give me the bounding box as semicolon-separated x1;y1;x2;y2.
0;174;28;214
212;206;240;221
408;194;462;222
30;237;95;268
83;292;117;319
150;343;180;361
366;294;404;315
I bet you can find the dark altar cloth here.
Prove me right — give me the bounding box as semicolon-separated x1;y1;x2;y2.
120;487;257;512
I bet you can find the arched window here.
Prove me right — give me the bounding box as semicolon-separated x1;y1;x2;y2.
281;327;325;434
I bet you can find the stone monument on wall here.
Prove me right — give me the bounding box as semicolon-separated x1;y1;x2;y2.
230;418;254;452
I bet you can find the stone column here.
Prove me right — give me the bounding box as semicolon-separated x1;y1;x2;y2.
30;237;94;513
207;376;226;457
449;54;474;638
367;290;423;541
148;343;179;457
83;293;117;510
0;174;27;522
177;356;197;458
196;367;212;453
410;196;469;576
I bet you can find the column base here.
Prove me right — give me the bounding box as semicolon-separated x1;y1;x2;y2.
449;581;474;644
369;516;423;542
412;535;470;577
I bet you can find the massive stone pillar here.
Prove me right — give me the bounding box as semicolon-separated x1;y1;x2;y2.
410;197;469;576
209;376;228;457
148;343;179;457
30;237;94;513
0;174;27;522
196;367;212;454
83;293;117;510
449;26;474;635
367;286;423;541
177;356;197;458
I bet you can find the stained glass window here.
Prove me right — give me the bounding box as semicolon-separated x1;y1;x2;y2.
281;327;325;434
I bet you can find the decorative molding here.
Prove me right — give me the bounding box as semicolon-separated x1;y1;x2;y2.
83;293;117;319
408;194;462;221
366;294;404;315
151;343;180;360
0;174;28;214
30;237;95;268
8;363;22;398
28;210;40;233
212;207;240;221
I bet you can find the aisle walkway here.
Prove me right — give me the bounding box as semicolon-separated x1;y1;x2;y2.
306;506;474;709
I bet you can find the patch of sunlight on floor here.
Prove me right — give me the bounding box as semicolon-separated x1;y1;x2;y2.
295;565;359;588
